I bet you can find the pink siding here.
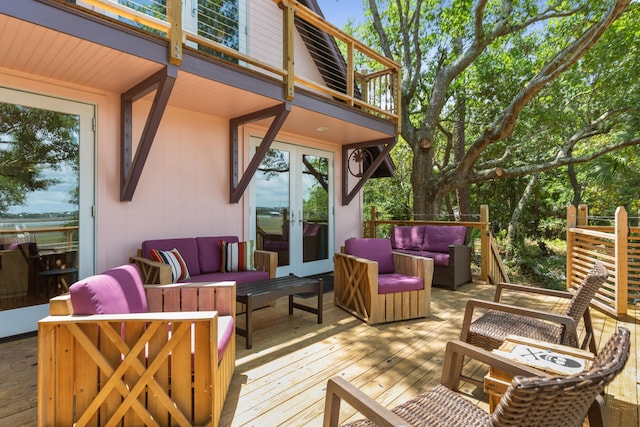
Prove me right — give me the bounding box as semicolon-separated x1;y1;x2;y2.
1;69;361;274
248;0;325;87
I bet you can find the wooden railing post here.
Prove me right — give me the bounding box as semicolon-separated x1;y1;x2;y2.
614;206;629;316
167;0;182;65
566;204;577;291
369;206;378;238
480;204;489;283
577;204;588;226
281;0;295;101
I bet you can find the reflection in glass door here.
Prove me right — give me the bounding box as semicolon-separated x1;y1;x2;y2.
252;140;333;276
301;154;329;264
255;147;291;267
0;88;95;337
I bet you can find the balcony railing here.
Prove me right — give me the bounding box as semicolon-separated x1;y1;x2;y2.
70;0;401;126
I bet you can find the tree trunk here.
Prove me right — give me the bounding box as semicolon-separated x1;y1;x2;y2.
454;83;471;220
568;163;581;207
411;142;439;219
506;174;539;260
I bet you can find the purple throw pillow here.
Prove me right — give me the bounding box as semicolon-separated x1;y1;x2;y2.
422;225;467;253
390;226;425;250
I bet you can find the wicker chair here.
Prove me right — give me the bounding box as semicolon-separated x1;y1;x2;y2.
460;261;608;357
323;327;630;427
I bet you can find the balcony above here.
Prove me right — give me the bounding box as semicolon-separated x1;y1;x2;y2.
0;0;401;145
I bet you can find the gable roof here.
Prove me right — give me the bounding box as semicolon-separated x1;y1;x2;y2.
298;0;394;178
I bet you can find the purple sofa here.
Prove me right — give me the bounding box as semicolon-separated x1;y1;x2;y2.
390;225;472;290
130;236;277;285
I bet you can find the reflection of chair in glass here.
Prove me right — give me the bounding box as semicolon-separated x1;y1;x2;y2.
0;246;29;299
38;250;78;295
323;327;630;427
261;221;290;266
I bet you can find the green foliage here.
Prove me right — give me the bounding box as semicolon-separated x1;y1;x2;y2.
363;139;414;220
502;238;568;290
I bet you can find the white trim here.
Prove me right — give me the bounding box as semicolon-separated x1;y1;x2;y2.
0;87;96;337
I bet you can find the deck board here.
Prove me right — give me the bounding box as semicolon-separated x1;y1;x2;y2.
0;280;637;426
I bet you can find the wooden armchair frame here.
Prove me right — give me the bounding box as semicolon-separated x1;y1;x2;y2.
39;281;235;427
334;251;433;325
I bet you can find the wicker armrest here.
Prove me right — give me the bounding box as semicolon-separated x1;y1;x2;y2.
323;376;409;427
459;298;579;343
495;281;573;302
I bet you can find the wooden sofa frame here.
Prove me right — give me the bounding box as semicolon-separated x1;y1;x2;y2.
39;281;235;427
130;249;277;284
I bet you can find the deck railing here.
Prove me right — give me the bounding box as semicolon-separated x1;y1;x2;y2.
363;205;508;285
567;204;635;318
70;0;401;126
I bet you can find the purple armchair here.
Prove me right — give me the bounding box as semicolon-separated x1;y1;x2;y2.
333;238;434;325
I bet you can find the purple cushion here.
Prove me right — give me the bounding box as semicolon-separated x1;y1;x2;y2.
377;273;423;294
69;264;148;314
390;226;425;251
422;225;467;253
217;315;235;364
344;238;395;274
142;238;201;276
196;236;238;273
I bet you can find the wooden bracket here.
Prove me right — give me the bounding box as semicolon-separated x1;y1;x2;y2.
229;103;291;203
342;137;396;205
121;66;177;201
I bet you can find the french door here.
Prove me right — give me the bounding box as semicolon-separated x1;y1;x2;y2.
0;87;95;337
250;138;333;277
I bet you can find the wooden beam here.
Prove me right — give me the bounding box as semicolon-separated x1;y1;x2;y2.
229;103;291;203
167;0;182;65
282;1;295;101
121;66;177;201
342;137;396;205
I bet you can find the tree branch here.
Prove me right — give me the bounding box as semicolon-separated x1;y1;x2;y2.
467;137;640;184
460;0;631;169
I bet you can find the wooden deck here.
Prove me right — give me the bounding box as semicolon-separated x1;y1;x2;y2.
1;280;637;426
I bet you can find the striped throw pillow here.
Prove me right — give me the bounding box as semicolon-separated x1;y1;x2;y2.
149;248;190;282
221;240;255;272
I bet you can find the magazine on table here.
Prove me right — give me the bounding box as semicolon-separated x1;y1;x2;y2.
494;344;588;375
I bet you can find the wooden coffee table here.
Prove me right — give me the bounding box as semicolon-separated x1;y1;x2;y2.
235;275;323;349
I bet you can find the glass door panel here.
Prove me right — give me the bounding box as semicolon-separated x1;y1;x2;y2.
302;154;329;263
0;88;94;337
255;148;290;267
